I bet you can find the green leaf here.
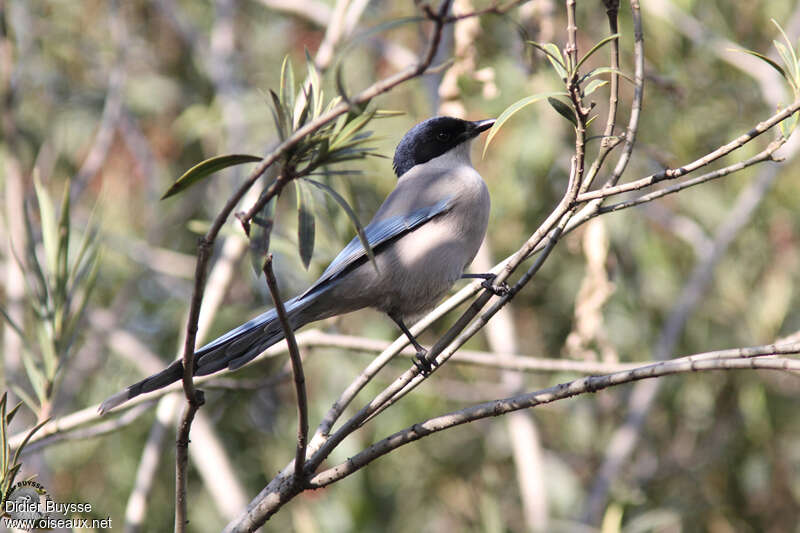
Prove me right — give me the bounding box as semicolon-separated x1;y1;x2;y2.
33;172;58;275
772;19;799;83
268;89;288;141
280;55;295;115
162;154;263;199
295;180;316;269
331;110;376;150
584;79;608;97
10;417;50;471
302;178;377;272
335;62;351;104
731;48;789;83
779;109;799;138
580;66;634;85
294;84;312;131
5;402;21;426
21;349;46;404
249;192;276;277
575;33;619;73
0;305;25;340
773;40;799;93
483;91;568;157
305;48;323;120
55;180;71;314
528;41;567;80
547;97;578;127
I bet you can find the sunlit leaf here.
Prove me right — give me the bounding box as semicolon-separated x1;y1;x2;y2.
280;55;295;114
162;154;263;199
584;79;608;96
730;48;789;83
302;178;376;271
528;41;567;80
772;19;799;83
483;91;568;157
547;97;578;127
33;172;58;274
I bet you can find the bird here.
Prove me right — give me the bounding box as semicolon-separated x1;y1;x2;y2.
99;116;497;414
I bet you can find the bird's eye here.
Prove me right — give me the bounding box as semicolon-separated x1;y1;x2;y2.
436;131;450;141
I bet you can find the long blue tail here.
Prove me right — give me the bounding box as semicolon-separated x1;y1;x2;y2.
99;295;313;413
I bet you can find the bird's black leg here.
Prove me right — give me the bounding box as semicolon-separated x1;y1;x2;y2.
388;312;436;375
461;273;510;296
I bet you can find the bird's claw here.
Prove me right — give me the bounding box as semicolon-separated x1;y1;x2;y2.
481;277;510;297
413;349;437;376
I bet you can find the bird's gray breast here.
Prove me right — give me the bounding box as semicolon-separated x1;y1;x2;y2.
367;164;490;317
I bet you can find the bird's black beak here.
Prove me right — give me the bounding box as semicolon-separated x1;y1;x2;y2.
470;119;496;135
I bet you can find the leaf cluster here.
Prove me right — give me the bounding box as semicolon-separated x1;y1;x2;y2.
0;394;48;509
0;177;101;415
734;19;800;137
163;55;399;271
484;33;623;153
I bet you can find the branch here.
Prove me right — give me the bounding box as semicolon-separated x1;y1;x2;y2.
308;345;800;488
577;101;800;203
263;255;308;486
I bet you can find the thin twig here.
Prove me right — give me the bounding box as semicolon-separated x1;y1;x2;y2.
577;100;799;202
307;351;800;488
580;0;620;193
263;255;308;485
597;140;785;214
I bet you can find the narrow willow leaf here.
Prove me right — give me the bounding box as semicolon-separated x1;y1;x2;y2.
374;109;404;118
269;89;288;140
294;83;312;131
0;306;25;340
305;49;322;119
773;40;799;93
55;180;71;313
301;178;376;271
249;191;276;277
33;173;58;274
21;200;49;304
335;62;351;104
528;41;567;80
575;33;620;72
280;55;295;115
772;19;799;83
21;351;46;404
10;417;50;469
547;97;578;127
731;48;789;82
483;91;568;157
331;110;375;150
295;180;316;269
584;79;608;97
586;114;599;128
162;154;262;199
580;66;634;85
5;402;21;426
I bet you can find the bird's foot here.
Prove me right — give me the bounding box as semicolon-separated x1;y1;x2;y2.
462;273;510;296
481;276;510;297
413;348;438;376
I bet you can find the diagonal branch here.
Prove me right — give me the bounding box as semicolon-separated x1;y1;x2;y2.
263;255;308;485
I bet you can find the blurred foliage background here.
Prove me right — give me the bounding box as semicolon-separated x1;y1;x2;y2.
1;0;800;531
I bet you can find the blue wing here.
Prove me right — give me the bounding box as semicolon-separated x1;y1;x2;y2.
299;197;453;299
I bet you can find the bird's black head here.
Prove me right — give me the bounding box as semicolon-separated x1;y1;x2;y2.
392;116;495;178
